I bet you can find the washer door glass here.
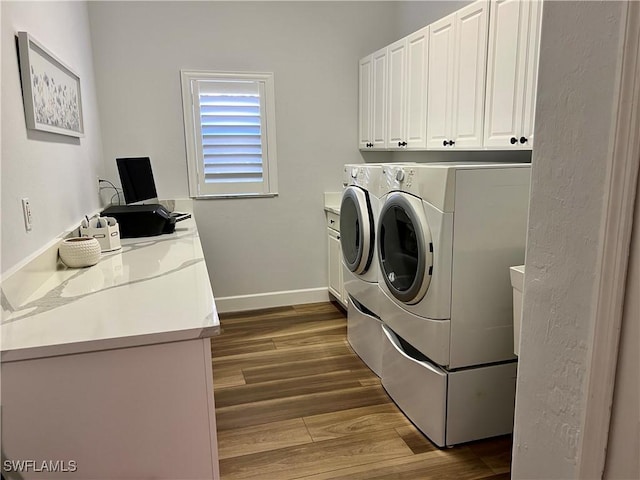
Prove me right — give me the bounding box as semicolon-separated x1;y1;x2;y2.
378;193;432;303
340;186;373;274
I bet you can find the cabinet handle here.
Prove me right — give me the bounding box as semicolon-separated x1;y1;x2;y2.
398;141;403;147
450;140;455;146
519;136;528;144
510;137;518;145
401;141;407;147
330;219;335;224
337;235;340;240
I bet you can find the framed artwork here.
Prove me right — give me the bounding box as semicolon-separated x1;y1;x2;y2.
17;31;84;138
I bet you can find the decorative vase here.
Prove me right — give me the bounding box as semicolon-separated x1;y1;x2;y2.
59;237;102;268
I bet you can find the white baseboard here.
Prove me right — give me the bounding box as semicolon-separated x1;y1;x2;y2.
214;287;331;313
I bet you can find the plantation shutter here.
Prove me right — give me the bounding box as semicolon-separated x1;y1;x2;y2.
182;71;278;198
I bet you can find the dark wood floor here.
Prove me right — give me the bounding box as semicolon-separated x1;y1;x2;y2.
211;302;512;480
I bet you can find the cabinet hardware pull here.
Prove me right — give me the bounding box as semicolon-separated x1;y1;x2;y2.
330;219;334;224
398;141;403;147
442;140;448;147
450;140;455;146
510;137;518;144
519;136;528;144
337;235;340;240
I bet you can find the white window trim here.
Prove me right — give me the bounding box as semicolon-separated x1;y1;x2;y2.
180;70;279;199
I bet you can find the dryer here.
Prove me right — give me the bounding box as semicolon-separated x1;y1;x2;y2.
377;162;531;368
340;164;384;375
376;162;531;446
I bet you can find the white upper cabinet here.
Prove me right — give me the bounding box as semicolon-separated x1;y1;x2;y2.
405;26;430;149
452;0;489;148
360;27;429;151
358;0;540;151
359;47;387;150
358;55;373;149
387;38;408;149
387;26;429;149
427;0;488;149
371;47;388;149
426;15;456;149
484;0;542;149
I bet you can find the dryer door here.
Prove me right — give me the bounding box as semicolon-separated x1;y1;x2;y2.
340;186;374;275
378;192;433;304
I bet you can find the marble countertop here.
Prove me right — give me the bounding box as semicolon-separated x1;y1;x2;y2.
1;216;219;362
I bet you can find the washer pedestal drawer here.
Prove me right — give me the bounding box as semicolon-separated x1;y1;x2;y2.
347;297;383;377
381;325;517;447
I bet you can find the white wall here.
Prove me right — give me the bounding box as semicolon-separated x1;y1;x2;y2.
87;1;404;304
512;1;626;478
1;1;103;275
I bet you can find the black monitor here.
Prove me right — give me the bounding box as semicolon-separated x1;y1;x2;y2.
116;157;159;205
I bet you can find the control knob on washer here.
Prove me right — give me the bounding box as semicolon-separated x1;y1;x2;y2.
395;169;405;182
351;167;359;179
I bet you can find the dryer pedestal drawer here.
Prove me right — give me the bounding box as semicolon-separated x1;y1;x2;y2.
347;297;383;377
381;325;517;447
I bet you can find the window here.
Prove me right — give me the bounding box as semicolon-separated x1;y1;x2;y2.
180;71;278;198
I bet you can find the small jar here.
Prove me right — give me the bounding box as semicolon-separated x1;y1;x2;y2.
59;237;101;268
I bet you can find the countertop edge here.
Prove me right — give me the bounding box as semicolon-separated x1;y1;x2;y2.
1;325;221;363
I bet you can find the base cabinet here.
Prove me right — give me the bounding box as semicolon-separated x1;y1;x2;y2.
1;339;220;479
327;210;347;306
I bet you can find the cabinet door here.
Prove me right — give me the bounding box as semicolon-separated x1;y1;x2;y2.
328;228;343;302
405;26;429;149
358;55;373;149
387;38;407;149
520;0;542;148
452;0;489;148
483;0;529;148
484;0;541;149
371;48;388;148
427;14;455;149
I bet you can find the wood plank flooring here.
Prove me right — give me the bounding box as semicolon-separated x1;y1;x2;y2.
211;302;512;480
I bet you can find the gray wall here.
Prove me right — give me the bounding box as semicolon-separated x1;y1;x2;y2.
87;1;460;303
1;1;104;275
512;1;626;478
393;1;470;38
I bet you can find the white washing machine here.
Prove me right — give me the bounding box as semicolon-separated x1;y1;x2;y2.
340;164;384;375
376;162;531;446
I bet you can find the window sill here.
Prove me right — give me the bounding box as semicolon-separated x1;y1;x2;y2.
192;192;279;200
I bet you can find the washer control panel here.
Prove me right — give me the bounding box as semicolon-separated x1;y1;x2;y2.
382;165;416;192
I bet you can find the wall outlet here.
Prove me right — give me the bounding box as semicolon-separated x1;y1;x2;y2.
22;198;32;232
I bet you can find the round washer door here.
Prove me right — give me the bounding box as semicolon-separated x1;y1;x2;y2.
378;192;433;304
340;186;374;275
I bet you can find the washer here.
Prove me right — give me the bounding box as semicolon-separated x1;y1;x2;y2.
340;164;384;375
376;162;531;446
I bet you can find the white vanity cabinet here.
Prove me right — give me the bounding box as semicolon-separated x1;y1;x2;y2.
386;26;430;150
326;209;347;307
426;0;489;150
359;48;388;150
483;0;542;149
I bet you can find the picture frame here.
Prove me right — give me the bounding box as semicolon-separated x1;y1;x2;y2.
17;31;84;138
